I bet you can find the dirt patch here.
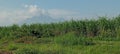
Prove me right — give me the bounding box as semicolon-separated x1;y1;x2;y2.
0;50;13;54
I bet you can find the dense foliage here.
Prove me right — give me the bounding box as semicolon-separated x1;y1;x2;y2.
0;16;120;39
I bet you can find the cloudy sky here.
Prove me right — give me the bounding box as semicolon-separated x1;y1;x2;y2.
0;0;120;26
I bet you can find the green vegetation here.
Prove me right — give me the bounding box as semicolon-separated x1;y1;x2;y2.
0;16;120;54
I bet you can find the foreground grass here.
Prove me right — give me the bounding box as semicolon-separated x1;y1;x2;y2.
0;33;120;54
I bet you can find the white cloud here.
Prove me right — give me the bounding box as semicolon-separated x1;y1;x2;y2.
26;5;39;14
48;9;79;19
0;5;80;26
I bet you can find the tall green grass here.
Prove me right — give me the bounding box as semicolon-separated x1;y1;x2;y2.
0;16;120;40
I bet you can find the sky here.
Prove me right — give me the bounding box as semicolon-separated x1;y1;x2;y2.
0;0;120;26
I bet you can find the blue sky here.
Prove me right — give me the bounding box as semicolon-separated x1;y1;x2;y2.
0;0;120;26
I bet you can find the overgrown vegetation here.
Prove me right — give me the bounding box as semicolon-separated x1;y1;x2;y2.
0;16;120;54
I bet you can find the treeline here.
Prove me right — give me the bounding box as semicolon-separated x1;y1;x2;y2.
0;16;120;38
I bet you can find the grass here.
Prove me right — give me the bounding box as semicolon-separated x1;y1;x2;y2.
0;16;120;54
0;32;120;54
